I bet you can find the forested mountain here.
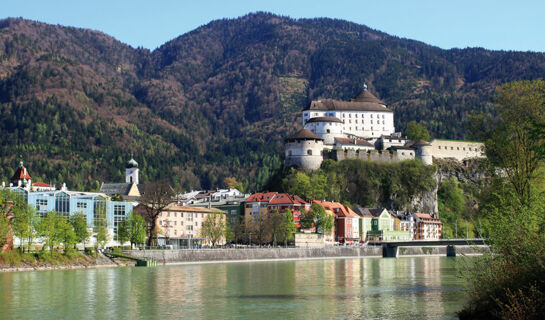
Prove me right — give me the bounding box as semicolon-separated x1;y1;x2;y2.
1;13;544;191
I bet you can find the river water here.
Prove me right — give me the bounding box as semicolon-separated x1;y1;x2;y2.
0;256;468;319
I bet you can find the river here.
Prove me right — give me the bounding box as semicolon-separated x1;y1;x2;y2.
0;256;468;319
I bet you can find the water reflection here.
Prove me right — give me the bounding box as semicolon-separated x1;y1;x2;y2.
0;257;466;320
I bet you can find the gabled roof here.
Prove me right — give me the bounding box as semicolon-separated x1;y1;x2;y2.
305;89;392;113
245;192;278;203
11;165;31;181
412;140;431;147
313;200;358;218
100;183;132;196
245;192;308;206
334;137;374;147
285;129;323;142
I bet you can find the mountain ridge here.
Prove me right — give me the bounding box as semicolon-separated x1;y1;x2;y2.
1;12;544;191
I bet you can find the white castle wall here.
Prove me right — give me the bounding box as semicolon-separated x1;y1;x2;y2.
428;139;485;161
285;140;324;170
304;121;344;145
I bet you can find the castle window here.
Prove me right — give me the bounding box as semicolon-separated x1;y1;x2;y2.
371;114;373;118
451;147;454;150
463;147;466;151
457;147;460;150
438;146;441;150
307;149;312;155
288;150;292;156
326;129;330;133
371;120;373;124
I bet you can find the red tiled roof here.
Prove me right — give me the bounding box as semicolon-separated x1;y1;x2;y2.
245;192;309;206
416;213;441;222
11;166;31;180
313;200;358;217
32;182;53;187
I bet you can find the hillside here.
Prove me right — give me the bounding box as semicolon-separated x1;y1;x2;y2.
1;13;545;191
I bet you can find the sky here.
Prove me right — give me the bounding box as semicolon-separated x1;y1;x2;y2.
3;0;545;52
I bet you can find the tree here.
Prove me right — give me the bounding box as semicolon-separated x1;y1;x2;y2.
279;208;297;247
35;211;64;254
0;213;9;250
70;212;90;248
0;189;28;252
93;204;109;250
138;181;176;246
12;203;37;253
200;212;226;247
58;218;77;250
299;209;315;230
117;219;130;246
126;213;146;248
268;209;284;246
485;79;545;206
313;203;334;234
406;120;430;141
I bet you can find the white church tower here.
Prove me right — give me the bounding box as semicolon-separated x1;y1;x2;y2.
125;158;139;185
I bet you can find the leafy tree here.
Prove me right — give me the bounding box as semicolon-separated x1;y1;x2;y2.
35;211;64;254
12;203;37;253
268;209;284;246
93;204;109;249
485;79;545;206
200;212;226;247
70;212;90;248
279;208;297;246
0;213;9;250
58;218;77;250
406;120;430;141
312;203;334;234
127;213;147;247
299;209;315;230
117;219;130;246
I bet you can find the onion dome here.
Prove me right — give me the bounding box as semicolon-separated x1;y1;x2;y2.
125;158;139;169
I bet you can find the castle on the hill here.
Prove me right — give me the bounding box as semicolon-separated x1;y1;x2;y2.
284;85;485;170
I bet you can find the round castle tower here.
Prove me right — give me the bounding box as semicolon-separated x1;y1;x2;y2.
412;140;433;165
284;129;324;170
303;116;344;145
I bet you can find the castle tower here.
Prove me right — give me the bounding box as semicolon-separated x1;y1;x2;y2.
284;129;324;170
303;116;344;145
125;158;139;184
413;140;433;165
10;161;32;189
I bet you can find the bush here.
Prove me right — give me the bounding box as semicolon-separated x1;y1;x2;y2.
84;247;96;257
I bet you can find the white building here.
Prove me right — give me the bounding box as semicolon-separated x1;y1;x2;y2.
302;86;395;140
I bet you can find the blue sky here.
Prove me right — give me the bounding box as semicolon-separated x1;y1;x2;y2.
3;0;545;52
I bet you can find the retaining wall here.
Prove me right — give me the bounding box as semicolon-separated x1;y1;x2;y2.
124;247;383;264
396;245;489;256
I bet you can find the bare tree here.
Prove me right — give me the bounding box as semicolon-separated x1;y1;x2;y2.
138;181;176;246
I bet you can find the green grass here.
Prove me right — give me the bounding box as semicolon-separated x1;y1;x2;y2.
0;249;87;267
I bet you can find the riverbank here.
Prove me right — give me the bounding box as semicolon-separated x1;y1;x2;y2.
125;245;488;265
0;251;135;273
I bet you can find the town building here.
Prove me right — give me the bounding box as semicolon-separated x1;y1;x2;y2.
411;213;443;240
4;161;135;247
140;204;226;248
100;158;141;199
178;188;249;217
314;201;359;244
244;192;310;228
356;208;410;242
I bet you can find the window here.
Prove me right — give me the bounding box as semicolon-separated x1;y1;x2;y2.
451;147;454;150
288;150;292;156
186;225;193;231
174;230;177;236
77;202;87;210
36;199;48;216
174;221;177;226
55;193;70;217
326;129;330;133
307;149;312;155
114;205;126;217
438;146;441;150
167;212;170;217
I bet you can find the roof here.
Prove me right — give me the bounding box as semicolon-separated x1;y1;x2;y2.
313;200;358;218
126;158;138;169
334;137;374;147
11;164;31;181
32;182;53;187
412;140;431;147
305;116;343;124
368;208;388;217
415;213;441;221
285;129;323;142
100;183;132;195
164;204;225;214
245;192;308;205
305;89;392;113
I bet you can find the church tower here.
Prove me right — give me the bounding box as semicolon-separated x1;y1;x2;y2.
125;158;139;185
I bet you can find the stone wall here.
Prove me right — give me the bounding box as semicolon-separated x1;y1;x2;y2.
124;247;383;264
397;245;488;256
294;233;325;247
429;139;485;161
323;149;415;163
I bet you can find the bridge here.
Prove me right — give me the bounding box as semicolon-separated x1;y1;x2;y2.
380;238;487;258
